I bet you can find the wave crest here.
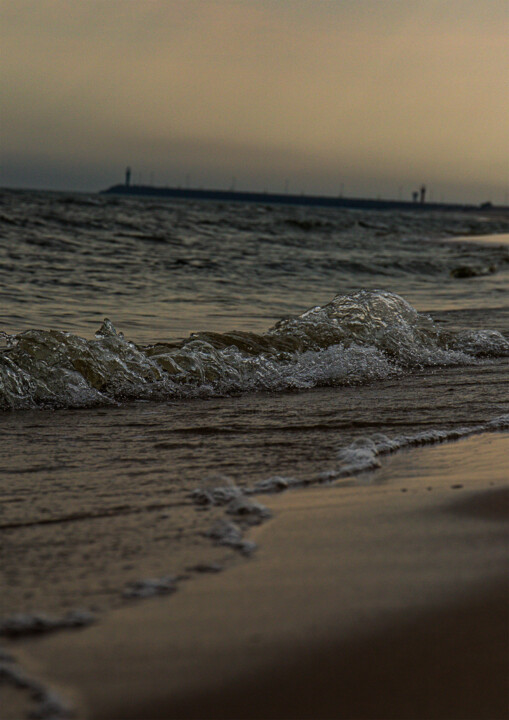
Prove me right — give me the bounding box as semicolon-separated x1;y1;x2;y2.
1;291;507;410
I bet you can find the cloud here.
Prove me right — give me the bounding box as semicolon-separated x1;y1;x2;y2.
1;1;508;201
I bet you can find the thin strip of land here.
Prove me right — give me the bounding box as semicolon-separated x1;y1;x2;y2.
101;183;508;213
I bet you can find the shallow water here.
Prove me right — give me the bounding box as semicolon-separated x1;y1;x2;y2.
0;190;508;619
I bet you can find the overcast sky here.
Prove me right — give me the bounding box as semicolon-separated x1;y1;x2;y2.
1;0;508;203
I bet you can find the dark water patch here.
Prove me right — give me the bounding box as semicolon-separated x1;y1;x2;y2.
450;264;497;278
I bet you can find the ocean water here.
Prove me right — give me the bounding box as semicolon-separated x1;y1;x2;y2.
1;189;508;621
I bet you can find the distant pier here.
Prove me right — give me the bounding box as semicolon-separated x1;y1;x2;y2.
100;183;503;213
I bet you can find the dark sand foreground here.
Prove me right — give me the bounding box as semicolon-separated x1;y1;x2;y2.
4;433;509;720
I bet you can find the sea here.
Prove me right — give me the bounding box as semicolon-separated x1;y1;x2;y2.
1;189;508;625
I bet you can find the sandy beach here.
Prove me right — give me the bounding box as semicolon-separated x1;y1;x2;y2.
2;431;508;720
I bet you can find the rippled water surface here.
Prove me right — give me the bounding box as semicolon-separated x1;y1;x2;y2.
1;189;508;618
1;189;508;340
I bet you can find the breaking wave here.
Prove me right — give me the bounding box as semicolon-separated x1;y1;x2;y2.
1;290;508;410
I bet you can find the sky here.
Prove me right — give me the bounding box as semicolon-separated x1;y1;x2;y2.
1;0;508;204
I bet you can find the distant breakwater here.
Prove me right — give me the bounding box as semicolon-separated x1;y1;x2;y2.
100;184;500;213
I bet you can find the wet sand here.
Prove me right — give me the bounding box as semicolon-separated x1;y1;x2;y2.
3;432;509;720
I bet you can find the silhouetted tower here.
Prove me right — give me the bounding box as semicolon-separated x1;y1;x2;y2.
420;184;427;203
412;191;419;203
125;167;131;187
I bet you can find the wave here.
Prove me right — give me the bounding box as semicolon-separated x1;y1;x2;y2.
1;290;508;410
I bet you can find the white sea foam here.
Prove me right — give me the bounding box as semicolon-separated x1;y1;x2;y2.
335;415;509;478
190;483;244;506
206;519;257;555
248;475;304;493
225;496;272;524
122;576;177;599
0;609;95;638
0;652;73;718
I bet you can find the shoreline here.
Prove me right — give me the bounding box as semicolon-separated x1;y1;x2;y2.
3;431;508;719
